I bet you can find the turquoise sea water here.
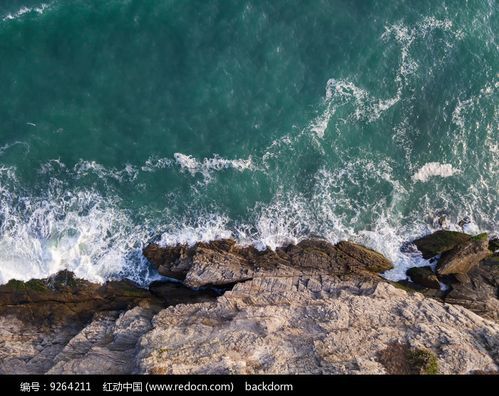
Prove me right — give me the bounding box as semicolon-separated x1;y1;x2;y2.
0;0;497;284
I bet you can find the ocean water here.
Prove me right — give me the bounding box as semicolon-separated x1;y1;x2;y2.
0;0;497;285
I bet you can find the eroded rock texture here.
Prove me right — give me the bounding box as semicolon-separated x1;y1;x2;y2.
405;231;498;321
142;239;394;288
137;277;498;374
1;239;498;374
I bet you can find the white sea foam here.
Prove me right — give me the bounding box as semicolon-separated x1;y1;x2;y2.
158;214;233;247
309;16;446;140
0;155;493;286
73;160;139;182
309;78;400;139
0;193;146;285
0;14;491;284
174;153;253;179
2;3;50;21
381;16;461;105
0;141;30;157
382;17;458;77
412;162;461;182
141;156;173;172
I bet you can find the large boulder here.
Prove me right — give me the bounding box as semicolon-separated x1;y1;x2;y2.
335;241;394;273
436;233;490;275
413;230;471;259
143;239;393;288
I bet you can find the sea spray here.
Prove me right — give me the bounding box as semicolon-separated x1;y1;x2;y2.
0;1;496;285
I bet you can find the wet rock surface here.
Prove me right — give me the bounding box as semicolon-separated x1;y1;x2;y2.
0;270;156;326
143;238;394;288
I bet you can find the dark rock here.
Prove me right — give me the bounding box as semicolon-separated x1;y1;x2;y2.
413;230;471;259
0;270;157;326
453;273;470;283
444;255;499;321
458;216;471;229
394;279;424;292
393;279;444;299
148;281;219;305
406;266;440;289
142;244;191;280
143;239;393;288
437;233;489;275
335;241;393;273
489;238;499;253
400;241;419;254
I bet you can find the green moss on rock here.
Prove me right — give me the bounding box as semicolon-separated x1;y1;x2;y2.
413;230;471;259
406;266;440;289
471;233;488;242
6;278;48;292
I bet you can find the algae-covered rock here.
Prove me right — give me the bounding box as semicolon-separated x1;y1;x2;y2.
0;270;155;325
413;230;471;259
336;240;393;272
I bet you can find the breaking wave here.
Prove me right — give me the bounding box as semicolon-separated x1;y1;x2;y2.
0;8;496;286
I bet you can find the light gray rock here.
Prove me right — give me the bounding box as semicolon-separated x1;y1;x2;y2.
48;307;156;374
136;276;499;374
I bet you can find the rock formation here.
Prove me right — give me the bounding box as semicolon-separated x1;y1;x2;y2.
0;238;498;374
137;275;498;374
0;270;216;374
142;238;394;287
404;231;498;322
437;233;490;275
413;230;471;259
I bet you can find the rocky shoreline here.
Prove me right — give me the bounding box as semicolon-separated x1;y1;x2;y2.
0;231;497;374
